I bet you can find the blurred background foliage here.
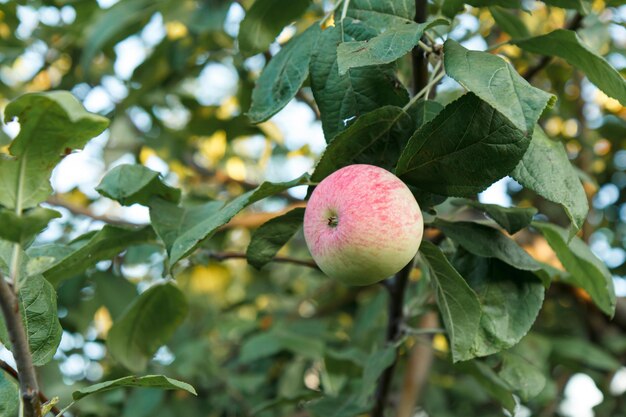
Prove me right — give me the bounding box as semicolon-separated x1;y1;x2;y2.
1;0;626;416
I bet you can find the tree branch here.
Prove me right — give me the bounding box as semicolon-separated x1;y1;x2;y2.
0;274;42;417
204;251;320;270
522;12;583;81
0;360;63;416
372;2;431;415
371;258;414;417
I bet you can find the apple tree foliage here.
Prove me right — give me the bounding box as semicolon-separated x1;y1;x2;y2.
0;0;626;416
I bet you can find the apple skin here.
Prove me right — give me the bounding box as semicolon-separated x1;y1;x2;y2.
304;164;423;286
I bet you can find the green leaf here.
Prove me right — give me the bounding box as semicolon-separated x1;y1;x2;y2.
489;7;530;39
38;225;156;286
238;0;310;56
80;0;157;73
0;91;109;209
457;200;537;234
149;198;224;257
453;250;545;359
396;93;530;197
512;127;588;235
435;219;540;271
309;18;409;141
248;24;321;123
532;222;616;316
0;272;62;366
550;337;621;371
406;99;444;130
246;208;304;269
456;360;516;413
514;29;626;105
72;374;196;401
96;164;180;206
107;282;188;372
310;106;413;183
542;0;591;14
359;345;396;402
443;40;555;135
345;0;415;31
0;372;18;417
166;174;309;266
239;327;325;363
0;207;60;245
419;241;481;363
337;19;448;74
498;352;546;401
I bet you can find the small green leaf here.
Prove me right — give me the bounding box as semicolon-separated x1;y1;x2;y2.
489;7;530;39
444;40;555;135
107;282;188;372
0;272;63;366
0;207;61;245
239;327;325;363
0;372;18;417
96;164;181;206
396;93;530;197
167;174;309;266
37;225;156;286
337;19;448;74
246;208;305;269
456;200;537;234
406;100;444;130
345;0;415;31
499;352;546;401
149;198;224;257
419;241;481;363
248;24;321;123
512;127;588;235
542;0;591;14
453;249;545;359
80;0;157;73
238;0;311;56
72;374;196;401
310;18;409;141
532;222;616;316
551;338;621;371
310;106;413;183
359;345;396;402
435;219;540;271
514;29;626;105
456;360;516;413
0;91;109;209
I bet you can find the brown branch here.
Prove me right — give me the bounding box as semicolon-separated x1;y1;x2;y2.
522;12;584;81
204;251;319;270
46;196;141;228
372;2;431;415
0;360;63;416
371;258;414;417
397;311;439;417
0;274;42;417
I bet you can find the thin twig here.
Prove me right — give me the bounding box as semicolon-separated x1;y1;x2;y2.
522;12;583;81
0;360;63;416
46;196;141;228
0;274;42;417
204;251;319;270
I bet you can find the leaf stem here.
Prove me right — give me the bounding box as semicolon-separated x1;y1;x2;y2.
485;39;511;52
417;40;432;53
54;402;74;417
402;70;445;111
340;0;351;21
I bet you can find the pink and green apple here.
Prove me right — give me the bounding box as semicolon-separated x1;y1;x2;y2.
304;164;424;286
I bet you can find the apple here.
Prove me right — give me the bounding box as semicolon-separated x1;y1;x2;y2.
304;164;424;286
